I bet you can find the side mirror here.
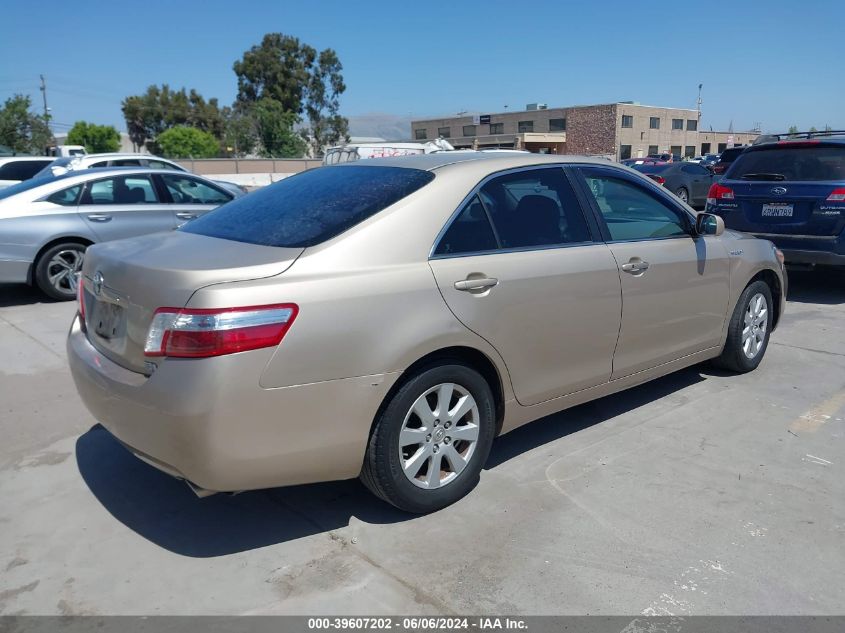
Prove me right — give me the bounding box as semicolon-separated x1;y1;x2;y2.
696;212;725;236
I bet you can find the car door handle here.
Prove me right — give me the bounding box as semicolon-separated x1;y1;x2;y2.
86;213;112;222
176;212;198;220
621;260;650;274
454;277;499;291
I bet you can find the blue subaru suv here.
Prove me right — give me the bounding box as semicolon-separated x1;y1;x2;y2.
705;130;845;268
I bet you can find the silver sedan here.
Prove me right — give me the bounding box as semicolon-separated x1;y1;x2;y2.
0;167;238;300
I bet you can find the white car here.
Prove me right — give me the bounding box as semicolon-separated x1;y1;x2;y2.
0;156;56;189
36;153;248;196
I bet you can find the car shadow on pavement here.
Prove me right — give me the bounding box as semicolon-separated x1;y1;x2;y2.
75;425;410;558
486;366;706;469
786;268;845;305
77;366;710;558
0;283;48;307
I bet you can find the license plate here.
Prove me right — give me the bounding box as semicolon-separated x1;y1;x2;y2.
93;301;123;339
761;203;793;217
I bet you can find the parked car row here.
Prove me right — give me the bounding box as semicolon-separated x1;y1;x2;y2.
0;167;241;299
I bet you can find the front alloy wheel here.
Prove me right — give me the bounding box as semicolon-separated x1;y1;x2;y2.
742;292;768;359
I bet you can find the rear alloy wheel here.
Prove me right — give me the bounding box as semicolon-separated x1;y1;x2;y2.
34;242;87;301
675;187;689;203
713;280;773;373
361;363;495;513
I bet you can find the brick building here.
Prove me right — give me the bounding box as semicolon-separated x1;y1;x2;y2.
411;102;758;160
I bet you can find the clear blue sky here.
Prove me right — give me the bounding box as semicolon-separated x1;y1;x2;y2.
2;0;842;136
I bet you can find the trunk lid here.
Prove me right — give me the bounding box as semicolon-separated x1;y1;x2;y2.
726;181;845;236
79;231;303;374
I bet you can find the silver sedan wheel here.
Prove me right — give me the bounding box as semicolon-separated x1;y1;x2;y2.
399;383;480;490
676;188;688;202
742;292;768;359
46;249;84;295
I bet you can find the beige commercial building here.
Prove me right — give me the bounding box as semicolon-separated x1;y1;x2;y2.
411;102;758;160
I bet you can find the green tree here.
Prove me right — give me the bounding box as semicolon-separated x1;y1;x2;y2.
67;121;120;153
156;126;219;158
809;126;818;133
233;33;349;156
0;94;53;154
121;85;224;153
253;99;306;157
222;106;257;157
304;48;349;155
787;125;799;136
233;33;316;112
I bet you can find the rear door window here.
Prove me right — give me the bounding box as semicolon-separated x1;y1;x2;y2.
434;195;498;255
727;146;845;181
81;175;158;204
161;174;231;204
0;160;50;180
182;165;434;247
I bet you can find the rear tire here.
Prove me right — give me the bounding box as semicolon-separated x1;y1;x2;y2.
675;187;689;204
713;280;773;373
361;362;495;513
34;242;87;301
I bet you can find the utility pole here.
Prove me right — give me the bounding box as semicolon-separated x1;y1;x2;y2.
39;74;51;126
696;83;703;123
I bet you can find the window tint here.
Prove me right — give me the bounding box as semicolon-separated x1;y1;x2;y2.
110;159;143;167
89;161;109;168
46;184;82;206
481;168;591;248
182;166;435;248
148;159;183;171
0;160;51;181
549;118;566;132
80;175;157;205
434;195;498;256
582;172;689;241
681;163;709;175
161;174;231;204
727;146;845;181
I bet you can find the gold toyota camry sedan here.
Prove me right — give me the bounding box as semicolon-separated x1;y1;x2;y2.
68;153;786;513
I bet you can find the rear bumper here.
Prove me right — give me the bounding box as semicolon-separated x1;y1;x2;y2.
748;234;845;267
67;315;399;492
779;249;845;267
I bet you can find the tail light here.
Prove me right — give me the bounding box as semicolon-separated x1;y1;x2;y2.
76;277;87;333
713;164;726;174
707;183;735;205
144;304;298;358
646;174;666;185
826;188;845;202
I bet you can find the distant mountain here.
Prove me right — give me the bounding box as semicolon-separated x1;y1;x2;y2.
347;113;413;142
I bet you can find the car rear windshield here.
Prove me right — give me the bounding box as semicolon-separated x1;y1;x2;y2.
180;165;435;248
726;146;845;181
632;164;670;174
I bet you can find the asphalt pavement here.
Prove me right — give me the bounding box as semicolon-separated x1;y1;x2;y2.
1;270;843;615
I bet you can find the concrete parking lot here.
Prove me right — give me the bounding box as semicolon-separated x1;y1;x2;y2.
1;271;843;616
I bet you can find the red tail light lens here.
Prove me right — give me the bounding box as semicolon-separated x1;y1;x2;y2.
646;174;666;185
144;304;298;358
713;164;726;174
826;188;845;202
707;183;735;205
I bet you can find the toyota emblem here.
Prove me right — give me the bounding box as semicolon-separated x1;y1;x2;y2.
93;271;104;296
